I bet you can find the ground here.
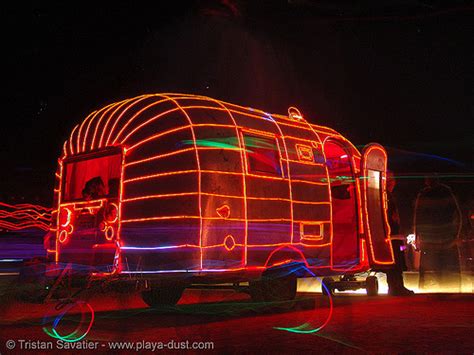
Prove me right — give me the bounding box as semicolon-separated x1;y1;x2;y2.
0;277;473;354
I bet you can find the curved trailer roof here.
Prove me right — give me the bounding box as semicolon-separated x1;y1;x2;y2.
62;93;359;159
51;94;388;273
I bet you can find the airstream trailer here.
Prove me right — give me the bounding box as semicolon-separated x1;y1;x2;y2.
45;93;395;305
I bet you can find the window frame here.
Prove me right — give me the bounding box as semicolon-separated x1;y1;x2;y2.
61;147;123;203
295;143;315;163
240;129;284;178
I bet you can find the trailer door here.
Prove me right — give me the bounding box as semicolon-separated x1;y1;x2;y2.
324;140;359;269
360;144;395;268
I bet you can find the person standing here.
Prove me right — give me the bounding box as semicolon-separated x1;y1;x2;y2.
414;175;462;291
385;171;414;295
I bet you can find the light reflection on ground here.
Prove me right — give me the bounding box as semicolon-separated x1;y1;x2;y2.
298;272;473;294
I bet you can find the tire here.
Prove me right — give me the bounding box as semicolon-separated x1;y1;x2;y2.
366;276;379;296
321;277;334;296
249;280;265;302
141;281;185;307
249;275;297;302
264;275;297;302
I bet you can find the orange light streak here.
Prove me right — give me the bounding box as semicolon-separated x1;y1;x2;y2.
68;124;79;155
295;144;315;162
92;98;133;151
126;125;192;152
112;97;171;144
121;192;330;205
121;215;331;224
124;148;196;167
162;95;204;269
362;145;395;265
101;96;151;149
0;202;52;231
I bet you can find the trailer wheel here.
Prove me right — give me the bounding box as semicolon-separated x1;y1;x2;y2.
248;280;265;302
321;277;334;296
264;275;297;302
365;276;379;296
141;282;185;307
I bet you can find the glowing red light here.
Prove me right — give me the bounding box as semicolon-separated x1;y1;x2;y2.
105;225;115;241
216;205;231;219
58;230;68;244
59;208;72;227
0;202;51;231
224;235;236;251
105;203;119;223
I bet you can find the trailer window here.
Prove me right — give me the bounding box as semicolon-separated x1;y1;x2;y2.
296;144;314;162
243;133;282;177
63;153;121;202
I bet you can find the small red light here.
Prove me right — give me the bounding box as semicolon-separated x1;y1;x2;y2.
58;230;68;244
99;222;107;232
105;225;115;241
216;205;231;219
224;235;236;251
59;208;72;227
105;203;119;223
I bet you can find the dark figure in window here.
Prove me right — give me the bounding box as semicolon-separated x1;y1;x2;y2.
415;175;462;291
385;171;413;296
82;176;106;200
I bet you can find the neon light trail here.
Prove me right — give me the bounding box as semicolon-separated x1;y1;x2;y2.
42;301;95;342
0;202;51;231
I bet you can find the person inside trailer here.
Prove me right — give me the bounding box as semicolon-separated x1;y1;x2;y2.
81;176;106;201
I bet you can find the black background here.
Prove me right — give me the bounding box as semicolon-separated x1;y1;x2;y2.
2;1;473;209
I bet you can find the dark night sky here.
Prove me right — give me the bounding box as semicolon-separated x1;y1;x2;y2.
2;1;473;203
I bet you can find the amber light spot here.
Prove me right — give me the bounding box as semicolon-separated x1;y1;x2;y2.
106;203;119;223
296;143;314;162
59;207;72;227
58;230;68;244
105;225;115;241
224;235;236;251
216;204;231;219
288;106;303;121
99;222;107;232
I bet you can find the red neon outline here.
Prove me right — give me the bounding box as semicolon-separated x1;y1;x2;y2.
207;97;248;266
300;222;324;241
216;204;231;219
59;208;72;227
58;230;68;244
105;225;114;241
56;93;380;275
362;145;395;265
92;99;132;151
0;202;51;231
295;143;315;162
106;203;119;224
223;235;236;251
102;96;151;149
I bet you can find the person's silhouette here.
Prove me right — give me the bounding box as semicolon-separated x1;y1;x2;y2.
385;171;414;296
415;175;462;291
